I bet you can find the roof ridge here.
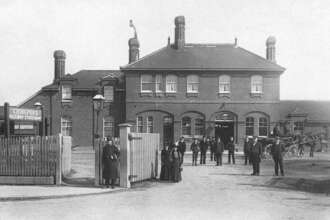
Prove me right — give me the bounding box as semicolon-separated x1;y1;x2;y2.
185;43;235;46
17;90;42;107
77;69;120;72
237;47;286;70
281;100;330;102
120;46;168;69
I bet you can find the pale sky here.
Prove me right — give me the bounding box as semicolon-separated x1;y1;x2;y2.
0;0;330;105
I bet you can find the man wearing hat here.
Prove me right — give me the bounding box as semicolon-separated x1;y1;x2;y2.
250;136;262;175
271;137;285;176
178;137;186;164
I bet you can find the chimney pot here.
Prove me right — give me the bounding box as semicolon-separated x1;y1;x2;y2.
174;16;185;49
53;50;66;82
266;36;276;63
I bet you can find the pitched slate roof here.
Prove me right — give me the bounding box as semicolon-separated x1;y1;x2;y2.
121;44;285;72
280;100;330;122
42;70;123;90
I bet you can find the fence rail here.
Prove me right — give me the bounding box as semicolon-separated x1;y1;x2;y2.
0;136;59;177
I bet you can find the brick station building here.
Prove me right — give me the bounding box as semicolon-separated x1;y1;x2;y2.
11;15;330;149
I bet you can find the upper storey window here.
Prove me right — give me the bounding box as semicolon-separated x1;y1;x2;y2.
155;74;163;92
219;75;231;93
103;85;114;102
61;85;72;101
166;75;177;93
251;75;263;94
187;75;199;93
141;74;153;93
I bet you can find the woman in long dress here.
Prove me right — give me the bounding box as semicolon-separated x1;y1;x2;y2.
170;143;182;182
160;145;170;181
102;138;120;188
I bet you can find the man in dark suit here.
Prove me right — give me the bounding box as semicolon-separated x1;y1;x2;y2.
190;138;200;166
271;137;285;176
243;136;252;165
227;137;235;164
250;136;262;176
178;137;186;164
210;137;216;161
215;137;224;166
199;136;208;164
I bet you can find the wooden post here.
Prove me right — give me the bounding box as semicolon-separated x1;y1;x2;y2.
119;123;131;188
55;134;62;185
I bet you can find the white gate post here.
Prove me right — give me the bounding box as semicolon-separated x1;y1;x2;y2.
119;123;131;188
56;134;63;185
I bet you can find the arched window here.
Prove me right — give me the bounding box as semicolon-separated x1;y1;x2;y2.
61;116;72;136
103;117;114;138
166;75;177;93
259;117;268;136
187;75;199;93
219;75;231;93
141;74;153;92
195;118;205;136
182;117;191;135
147;116;153;133
245;117;254;136
251;75;263;93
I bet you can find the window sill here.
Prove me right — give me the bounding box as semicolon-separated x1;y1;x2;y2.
154;92;164;97
140;92;153;97
165;92;176;97
186;92;199;97
218;93;231;98
250;92;263;98
61;100;72;107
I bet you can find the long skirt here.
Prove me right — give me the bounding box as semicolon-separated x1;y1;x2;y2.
171;159;182;182
160;164;170;180
103;159;119;181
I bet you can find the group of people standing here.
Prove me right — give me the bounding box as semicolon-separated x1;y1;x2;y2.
244;136;285;176
190;136;236;166
160;137;186;182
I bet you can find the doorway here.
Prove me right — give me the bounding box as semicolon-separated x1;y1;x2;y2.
215;121;234;149
163;116;174;147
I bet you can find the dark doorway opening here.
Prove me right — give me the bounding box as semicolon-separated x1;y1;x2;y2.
215;121;234;149
163;116;174;147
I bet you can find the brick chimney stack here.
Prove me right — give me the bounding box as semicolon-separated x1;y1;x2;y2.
53;50;66;82
266;36;276;63
174;16;185;49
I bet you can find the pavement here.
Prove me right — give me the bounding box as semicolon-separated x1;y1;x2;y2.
0;185;125;201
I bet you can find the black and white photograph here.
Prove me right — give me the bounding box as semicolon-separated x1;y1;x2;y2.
0;0;330;219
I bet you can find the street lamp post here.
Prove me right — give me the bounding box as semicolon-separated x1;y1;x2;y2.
93;94;105;141
34;102;44;136
93;94;105;186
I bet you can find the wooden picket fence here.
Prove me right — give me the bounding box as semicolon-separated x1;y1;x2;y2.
0;136;59;179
